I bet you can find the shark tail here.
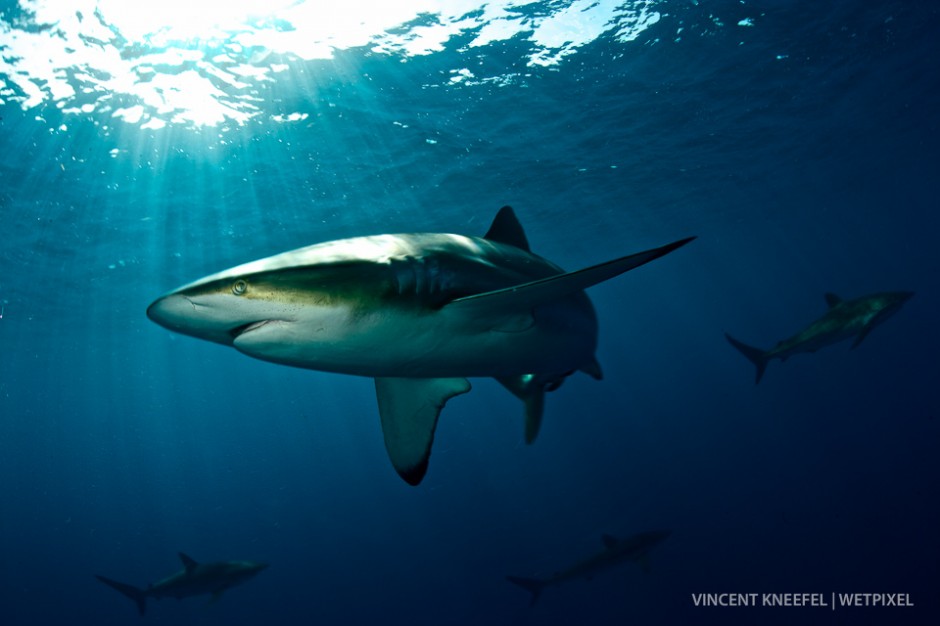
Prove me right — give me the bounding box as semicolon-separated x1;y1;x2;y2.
506;575;547;607
724;333;769;384
95;575;147;616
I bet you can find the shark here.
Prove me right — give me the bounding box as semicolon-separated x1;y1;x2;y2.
507;530;671;606
725;290;914;384
95;552;267;616
147;206;694;485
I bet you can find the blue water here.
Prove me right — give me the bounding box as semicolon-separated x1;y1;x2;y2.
1;1;938;624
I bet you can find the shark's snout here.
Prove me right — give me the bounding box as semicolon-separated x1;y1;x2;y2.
147;294;182;328
147;294;239;346
884;291;914;314
648;529;672;544
237;561;269;581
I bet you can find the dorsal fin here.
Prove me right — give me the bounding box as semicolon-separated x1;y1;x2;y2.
483;206;530;252
824;293;842;308
179;553;198;572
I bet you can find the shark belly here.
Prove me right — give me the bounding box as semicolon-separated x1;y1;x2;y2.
772;323;861;359
231;296;597;378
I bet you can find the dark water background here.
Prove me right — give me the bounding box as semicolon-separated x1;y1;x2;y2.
1;1;938;624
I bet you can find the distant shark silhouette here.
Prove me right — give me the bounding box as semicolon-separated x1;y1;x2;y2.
507;530;671;606
725;291;913;384
147;206;693;485
96;552;267;616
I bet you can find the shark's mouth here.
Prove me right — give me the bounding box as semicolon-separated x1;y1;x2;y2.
230;320;273;339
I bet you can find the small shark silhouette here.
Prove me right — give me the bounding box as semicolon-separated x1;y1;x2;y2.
726;291;913;383
507;530;671;606
96;552;267;616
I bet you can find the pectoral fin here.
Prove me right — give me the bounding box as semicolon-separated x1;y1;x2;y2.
447;237;695;316
375;377;471;486
851;325;873;349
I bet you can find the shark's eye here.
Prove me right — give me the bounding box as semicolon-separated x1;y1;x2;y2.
232;280;248;295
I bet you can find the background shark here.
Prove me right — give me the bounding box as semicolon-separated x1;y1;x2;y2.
725;291;913;384
96;552;267;616
506;530;671;606
147;206;693;485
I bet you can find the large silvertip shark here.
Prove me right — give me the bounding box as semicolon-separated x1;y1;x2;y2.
725;290;914;384
507;529;671;606
95;552;267;616
147;206;694;485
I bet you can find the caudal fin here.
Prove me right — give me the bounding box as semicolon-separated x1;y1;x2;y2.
506;575;546;607
95;575;147;616
724;333;769;384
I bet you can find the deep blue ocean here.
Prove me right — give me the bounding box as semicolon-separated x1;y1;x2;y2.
1;1;938;624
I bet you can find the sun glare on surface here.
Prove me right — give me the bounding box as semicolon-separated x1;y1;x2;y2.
0;0;662;130
94;0;296;46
